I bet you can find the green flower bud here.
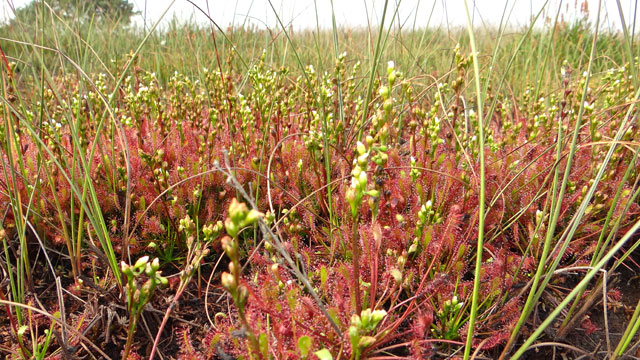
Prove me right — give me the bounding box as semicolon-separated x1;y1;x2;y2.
358;171;368;189
141;279;153;297
221;236;235;257
366;189;380;198
371;309;387;327
121;262;133;278
228;261;237;275
202;223;214;237
145;263;153;277
221;272;236;290
390;269;402;284
159;275;168;287
264;211;275;225
388;72;396;86
133;289;141;304
134;256;149;270
265;240;274;252
345;187;356;204
352;165;362;178
383;99;393;113
243;209;264;226
360;308;371;328
379;153;388;165
418;209;426;223
408;242;418;256
237;285;249;308
251;157;260;171
350;314;362;329
270;263;279;276
349;325;359;346
379;86;389;99
228;198;249;223
358;336;377;349
397;254;406;268
366;135;374;147
225;219;239;238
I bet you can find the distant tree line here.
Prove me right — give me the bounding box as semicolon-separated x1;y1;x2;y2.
3;0;138;26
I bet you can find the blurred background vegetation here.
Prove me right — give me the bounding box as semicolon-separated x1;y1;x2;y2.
0;0;633;93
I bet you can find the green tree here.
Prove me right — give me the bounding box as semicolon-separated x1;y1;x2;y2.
6;0;138;25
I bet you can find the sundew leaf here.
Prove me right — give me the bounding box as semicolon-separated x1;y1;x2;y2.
314;348;333;360
320;266;328;291
298;335;312;357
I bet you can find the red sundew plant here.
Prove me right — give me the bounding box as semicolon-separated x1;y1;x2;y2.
1;19;640;360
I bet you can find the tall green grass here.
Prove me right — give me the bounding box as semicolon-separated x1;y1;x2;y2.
1;4;633;89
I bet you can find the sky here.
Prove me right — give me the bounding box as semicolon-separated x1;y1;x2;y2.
1;0;639;31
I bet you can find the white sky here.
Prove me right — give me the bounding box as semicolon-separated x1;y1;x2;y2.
1;0;639;31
